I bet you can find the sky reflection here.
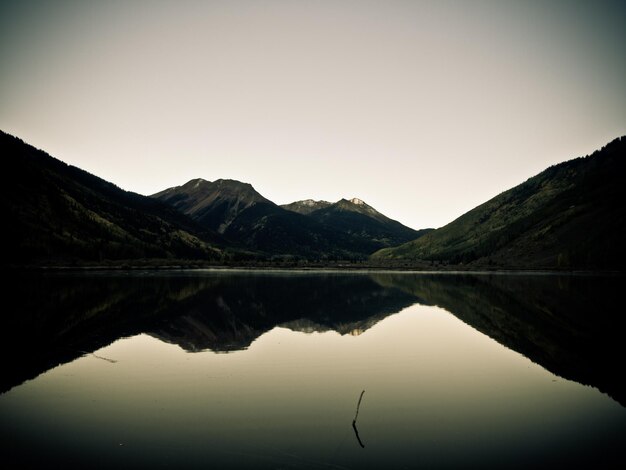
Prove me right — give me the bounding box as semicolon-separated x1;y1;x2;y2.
2;303;623;468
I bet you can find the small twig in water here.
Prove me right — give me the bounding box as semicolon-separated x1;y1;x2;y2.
79;350;118;363
353;390;365;422
352;390;366;448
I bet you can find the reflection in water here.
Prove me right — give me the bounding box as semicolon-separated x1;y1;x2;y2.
1;271;623;404
1;271;418;393
0;270;624;468
374;273;625;405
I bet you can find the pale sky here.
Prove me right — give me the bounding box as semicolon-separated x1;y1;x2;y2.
1;0;625;229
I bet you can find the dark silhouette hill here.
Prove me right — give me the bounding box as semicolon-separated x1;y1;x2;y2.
1;131;225;265
5;128;624;268
373;136;626;269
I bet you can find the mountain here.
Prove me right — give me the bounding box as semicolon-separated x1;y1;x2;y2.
221;200;372;258
153;181;426;258
1;131;225;265
280;199;331;215
306;197;431;248
373;136;626;269
1;128;426;264
153;178;270;233
6;128;624;267
153;180;359;258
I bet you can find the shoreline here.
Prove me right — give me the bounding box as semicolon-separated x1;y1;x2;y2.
6;261;623;275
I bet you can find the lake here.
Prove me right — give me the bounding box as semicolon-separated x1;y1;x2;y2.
1;270;624;468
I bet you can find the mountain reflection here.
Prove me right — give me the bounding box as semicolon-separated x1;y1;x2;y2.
373;273;624;405
1;271;417;393
2;271;623;406
146;273;418;352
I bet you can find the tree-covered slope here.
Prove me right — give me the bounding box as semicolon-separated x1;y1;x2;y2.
1;131;224;265
373;136;626;269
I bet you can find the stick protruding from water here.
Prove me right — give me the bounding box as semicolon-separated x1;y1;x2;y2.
352;389;366;448
353;389;365;423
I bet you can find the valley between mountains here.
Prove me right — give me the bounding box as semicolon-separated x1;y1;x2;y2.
2;129;625;270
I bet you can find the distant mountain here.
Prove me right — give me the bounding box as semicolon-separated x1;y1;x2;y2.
373;136;626;269
1;131;224;265
153;180;357;258
219;200;365;258
307;197;431;248
1;127;429;264
153;178;270;233
154;181;426;258
280;199;331;215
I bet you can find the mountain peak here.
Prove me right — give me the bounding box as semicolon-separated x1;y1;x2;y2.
301;199;325;206
281;199;332;215
214;178;252;187
335;198;378;215
153;178;270;233
186;178;208;189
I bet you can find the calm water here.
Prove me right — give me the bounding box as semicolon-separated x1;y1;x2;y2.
0;271;624;469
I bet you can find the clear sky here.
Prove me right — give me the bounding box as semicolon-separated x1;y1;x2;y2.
1;0;625;229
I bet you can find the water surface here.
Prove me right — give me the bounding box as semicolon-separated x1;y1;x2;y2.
1;271;624;468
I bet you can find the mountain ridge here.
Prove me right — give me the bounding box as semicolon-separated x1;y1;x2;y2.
373;136;626;269
1;130;227;265
153;179;424;258
3;128;624;269
280;199;332;215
